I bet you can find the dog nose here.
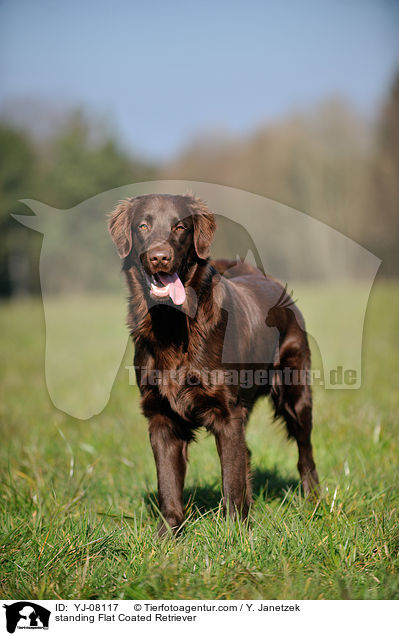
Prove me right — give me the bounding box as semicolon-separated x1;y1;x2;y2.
148;248;172;266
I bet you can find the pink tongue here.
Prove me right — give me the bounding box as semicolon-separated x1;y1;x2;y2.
158;272;186;305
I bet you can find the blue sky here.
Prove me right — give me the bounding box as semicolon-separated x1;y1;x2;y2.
1;0;398;159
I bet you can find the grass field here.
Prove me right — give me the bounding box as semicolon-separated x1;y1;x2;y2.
0;282;398;600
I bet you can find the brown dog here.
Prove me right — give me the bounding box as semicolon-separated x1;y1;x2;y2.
109;194;319;534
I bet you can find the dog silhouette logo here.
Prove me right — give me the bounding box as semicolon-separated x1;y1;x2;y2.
13;181;381;418
2;602;50;633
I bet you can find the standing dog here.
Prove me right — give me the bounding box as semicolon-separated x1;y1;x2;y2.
109;194;319;534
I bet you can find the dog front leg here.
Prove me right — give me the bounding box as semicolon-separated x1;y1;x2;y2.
214;413;252;520
148;415;187;535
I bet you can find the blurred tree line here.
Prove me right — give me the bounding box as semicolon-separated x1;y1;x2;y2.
163;72;399;278
0;111;157;296
0;72;398;297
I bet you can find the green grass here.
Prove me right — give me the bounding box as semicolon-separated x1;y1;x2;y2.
0;282;398;600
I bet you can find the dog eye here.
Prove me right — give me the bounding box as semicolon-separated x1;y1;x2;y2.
138;223;149;231
174;224;185;232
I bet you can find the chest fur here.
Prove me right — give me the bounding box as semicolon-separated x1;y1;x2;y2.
136;343;233;424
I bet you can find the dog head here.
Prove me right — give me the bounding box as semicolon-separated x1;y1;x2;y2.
108;194;216;306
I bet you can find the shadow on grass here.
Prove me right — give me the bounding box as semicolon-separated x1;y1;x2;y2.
143;467;298;519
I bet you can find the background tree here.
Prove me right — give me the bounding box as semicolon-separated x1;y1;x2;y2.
0;125;36;296
0;111;157;296
371;71;399;274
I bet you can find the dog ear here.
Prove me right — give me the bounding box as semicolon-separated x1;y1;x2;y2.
189;197;216;260
108;198;136;258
